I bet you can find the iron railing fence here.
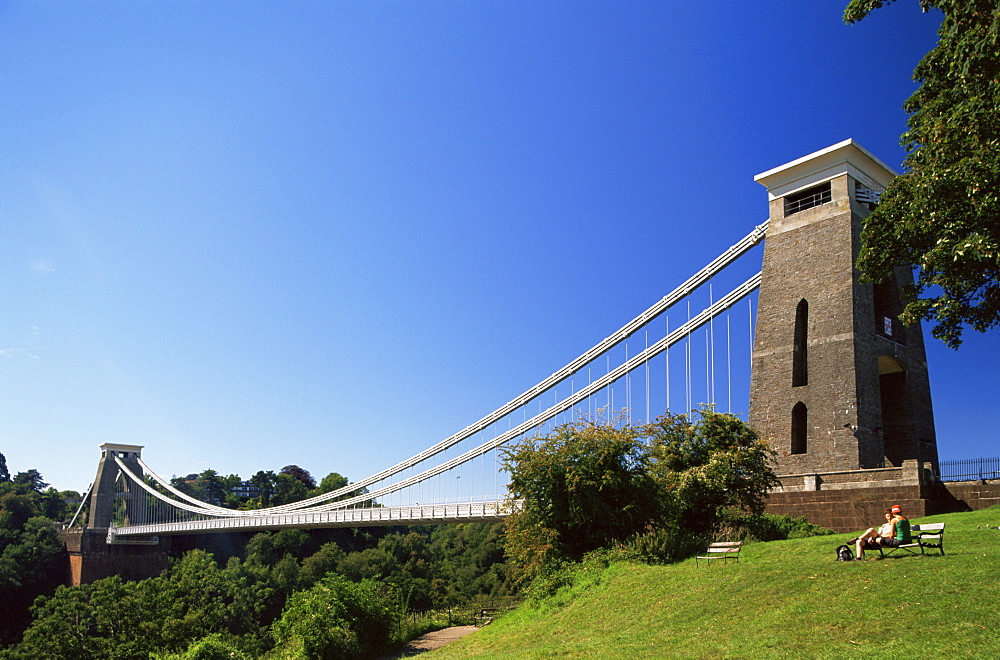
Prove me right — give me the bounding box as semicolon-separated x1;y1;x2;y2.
938;457;1000;482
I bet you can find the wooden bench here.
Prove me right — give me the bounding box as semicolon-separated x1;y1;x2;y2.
696;541;742;566
474;608;499;627
878;522;946;558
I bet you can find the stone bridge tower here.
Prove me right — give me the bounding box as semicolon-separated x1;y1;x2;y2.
87;443;146;529
749;140;938;502
62;443;170;585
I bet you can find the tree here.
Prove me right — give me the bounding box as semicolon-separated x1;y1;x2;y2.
195;470;228;505
279;465;316;490
844;1;1000;348
270;574;396;659
317;472;349;494
501;419;661;570
0;453;9;483
249;470;277;507
644;409;779;535
501;409;778;573
12;469;47;492
0;463;68;647
272;473;310;506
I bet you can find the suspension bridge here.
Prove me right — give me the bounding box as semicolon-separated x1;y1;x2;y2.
76;215;768;543
66;139;943;564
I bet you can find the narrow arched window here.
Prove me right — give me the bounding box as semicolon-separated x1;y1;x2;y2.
791;402;807;454
792;299;808;387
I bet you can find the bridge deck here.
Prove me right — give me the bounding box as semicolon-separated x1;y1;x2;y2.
110;501;509;540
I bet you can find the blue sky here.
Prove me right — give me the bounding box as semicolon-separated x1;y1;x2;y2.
1;1;996;493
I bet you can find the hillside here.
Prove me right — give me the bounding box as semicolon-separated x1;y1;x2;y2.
432;506;1000;658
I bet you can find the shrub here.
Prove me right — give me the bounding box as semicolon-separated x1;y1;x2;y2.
712;511;834;542
180;634;250;660
618;528;708;564
270;575;397;659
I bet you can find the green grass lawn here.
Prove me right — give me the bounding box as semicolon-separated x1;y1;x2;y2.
431;506;1000;658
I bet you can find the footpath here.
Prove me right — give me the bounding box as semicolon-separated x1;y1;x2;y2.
383;625;479;658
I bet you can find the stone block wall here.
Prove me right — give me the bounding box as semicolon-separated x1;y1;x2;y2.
764;483;930;533
940;480;1000;512
751;175;866;474
761;460;963;532
61;529;171;586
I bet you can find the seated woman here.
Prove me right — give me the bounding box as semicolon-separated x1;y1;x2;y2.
879;504;912;551
854;509;894;560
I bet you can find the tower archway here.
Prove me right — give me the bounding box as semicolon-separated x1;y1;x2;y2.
878;355;909;468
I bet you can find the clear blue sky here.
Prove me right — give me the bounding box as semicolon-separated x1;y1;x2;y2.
1;1;995;493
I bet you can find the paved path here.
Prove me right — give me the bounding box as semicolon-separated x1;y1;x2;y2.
384;625;479;658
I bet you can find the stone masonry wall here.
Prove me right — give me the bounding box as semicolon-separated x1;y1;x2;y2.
940;481;1000;512
61;529;170;586
764;483;930;533
751;174;865;473
750;173;938;475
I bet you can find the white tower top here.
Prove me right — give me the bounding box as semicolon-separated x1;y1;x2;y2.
754;139;897;201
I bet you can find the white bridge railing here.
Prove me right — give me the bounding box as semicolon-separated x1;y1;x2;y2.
108;500;514;542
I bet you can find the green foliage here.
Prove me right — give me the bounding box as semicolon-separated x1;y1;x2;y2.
270;574;397;659
176;634;250;660
271;473;311;506
426;522;512;606
2;452;515;655
521;550;619;607
502;409;778;575
645;409;780;535
0;461;68;648
317;472;349;494
298;541;346;587
616;528;708;565
845;0;1000;347
249;470;277;507
713;511;835;542
278;465;316;490
502;420;659;571
12;469;47;491
5;550;285;659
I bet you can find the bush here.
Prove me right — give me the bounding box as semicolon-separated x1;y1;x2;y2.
617;528;708;564
270;575;397;659
502;408;779;578
180;634;250;660
712;512;834;542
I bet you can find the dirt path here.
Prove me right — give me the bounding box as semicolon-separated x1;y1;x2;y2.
383;625;479;658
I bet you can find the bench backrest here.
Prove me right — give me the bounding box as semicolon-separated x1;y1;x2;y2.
911;522;945;536
705;542;742;554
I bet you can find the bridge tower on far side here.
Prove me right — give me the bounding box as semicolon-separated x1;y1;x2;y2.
87;443;146;529
62;443;169;586
749;140;938;481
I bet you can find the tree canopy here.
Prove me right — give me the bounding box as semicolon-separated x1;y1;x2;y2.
845;0;1000;348
0;460;71;647
501;409;778;573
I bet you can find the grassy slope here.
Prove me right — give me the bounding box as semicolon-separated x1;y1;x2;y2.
432;506;1000;659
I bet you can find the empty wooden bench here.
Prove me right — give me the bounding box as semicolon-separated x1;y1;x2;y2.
474;608;499;627
696;541;742;566
879;522;946;558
